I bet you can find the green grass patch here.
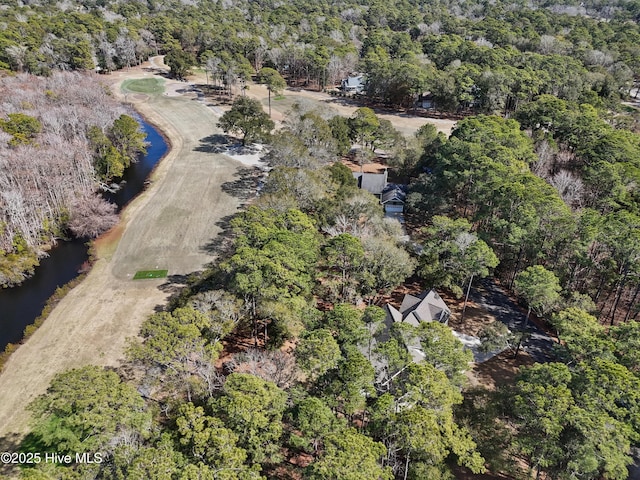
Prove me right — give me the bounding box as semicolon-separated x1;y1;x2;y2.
121;78;165;95
262;95;304;112
133;269;168;280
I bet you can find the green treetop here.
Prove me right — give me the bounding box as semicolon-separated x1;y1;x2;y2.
218;97;274;146
28;366;151;455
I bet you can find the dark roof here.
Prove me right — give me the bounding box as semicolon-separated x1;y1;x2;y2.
353;170;388;196
381;184;407;204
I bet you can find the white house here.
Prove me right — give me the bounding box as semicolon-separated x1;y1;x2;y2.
341;74;366;94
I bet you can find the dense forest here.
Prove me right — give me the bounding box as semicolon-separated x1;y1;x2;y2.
15;155;486;479
2;0;640;107
3;0;640;478
13;104;640;479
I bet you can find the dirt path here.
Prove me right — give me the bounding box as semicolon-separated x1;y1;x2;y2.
0;61;243;439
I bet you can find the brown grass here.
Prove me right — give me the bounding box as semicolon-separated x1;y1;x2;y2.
0;57;244;438
448;302;496;337
93;221;125;255
186;68;458;137
341;157;390;174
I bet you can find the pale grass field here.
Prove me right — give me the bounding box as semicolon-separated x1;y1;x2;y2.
0;59;243;443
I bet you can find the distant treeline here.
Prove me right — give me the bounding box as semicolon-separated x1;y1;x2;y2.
1;0;640;114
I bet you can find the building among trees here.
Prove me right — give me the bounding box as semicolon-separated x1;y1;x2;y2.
340;74;366;94
352;169;388;199
381;184;407;218
385;290;451;327
383;290;452;362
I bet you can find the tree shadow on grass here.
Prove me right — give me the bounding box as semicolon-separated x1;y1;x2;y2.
194;134;232;154
0;431;52;477
141;67;171;78
200;214;237;258
220;166;263;203
157;274;192;295
0;432;22;476
154;273;201;310
195;84;236;105
0;431;21;451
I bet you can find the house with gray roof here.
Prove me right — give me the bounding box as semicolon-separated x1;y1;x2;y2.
341;74;366;93
381;184;406;214
383;290;451;363
385;289;451;328
352;169;388;199
351;170;407;223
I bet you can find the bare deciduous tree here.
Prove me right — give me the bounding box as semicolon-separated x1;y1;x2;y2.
67;193;119;238
0;72;135;285
115;30;137;69
532;139;555;177
232;348;297;389
550;170;584;208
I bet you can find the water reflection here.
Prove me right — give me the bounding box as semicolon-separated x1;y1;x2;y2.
0;119;168;350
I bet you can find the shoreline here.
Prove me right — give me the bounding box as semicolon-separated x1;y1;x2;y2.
0;109;169;368
0;99;172;290
0;61;245;439
96;108;172;251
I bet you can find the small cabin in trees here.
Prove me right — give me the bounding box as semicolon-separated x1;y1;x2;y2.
385;290;451;327
341;74;366;94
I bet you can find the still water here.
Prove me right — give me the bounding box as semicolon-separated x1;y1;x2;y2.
0;118;168;350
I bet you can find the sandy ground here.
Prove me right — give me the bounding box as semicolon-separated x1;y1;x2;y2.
244;84;457;136
188;70;457;137
0;59;244;443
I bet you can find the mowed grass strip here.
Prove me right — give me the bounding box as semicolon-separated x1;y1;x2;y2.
133;269;168;280
122;78;165;95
